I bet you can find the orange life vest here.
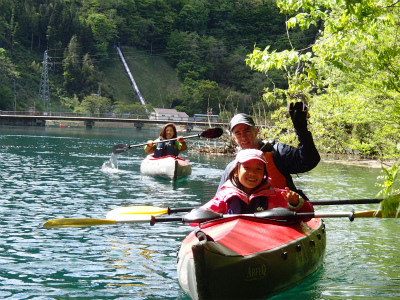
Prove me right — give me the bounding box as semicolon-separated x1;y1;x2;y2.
263;152;287;189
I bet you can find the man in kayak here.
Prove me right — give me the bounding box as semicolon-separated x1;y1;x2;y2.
144;123;187;158
202;149;314;217
217;102;320;199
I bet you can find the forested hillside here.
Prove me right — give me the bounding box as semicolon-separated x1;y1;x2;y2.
0;0;317;117
2;0;400;163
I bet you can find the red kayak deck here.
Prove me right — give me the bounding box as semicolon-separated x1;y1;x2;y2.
177;216;326;299
181;217;321;257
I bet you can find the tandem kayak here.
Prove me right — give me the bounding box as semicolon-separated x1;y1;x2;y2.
140;154;192;181
177;215;326;300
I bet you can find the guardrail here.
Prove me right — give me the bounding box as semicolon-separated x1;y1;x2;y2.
0;110;231;122
0;110;150;119
0;111;231;130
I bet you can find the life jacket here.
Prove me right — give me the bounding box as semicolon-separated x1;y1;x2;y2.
260;140;310;200
154;140;178;158
203;181;280;214
202;179;314;217
264;152;287;189
227;195;268;214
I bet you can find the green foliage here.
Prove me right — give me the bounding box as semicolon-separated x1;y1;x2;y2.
62;36;101;100
60;94;80;111
118;48;183;108
75;95;112;114
86;12;118;58
376;168;400;218
0;48;19;79
165;30;216;81
258;106;299;146
245;0;400;159
377;163;400;198
176;0;211;33
0;84;13;110
2;0;320;118
178;78;222;115
114;101;153;116
6;0;399;163
379;194;400;218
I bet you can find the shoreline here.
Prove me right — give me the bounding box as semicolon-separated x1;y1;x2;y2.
45;121;396;169
45;120;205;131
320;156;394;169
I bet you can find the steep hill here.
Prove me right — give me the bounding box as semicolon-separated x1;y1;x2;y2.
99;47;182;109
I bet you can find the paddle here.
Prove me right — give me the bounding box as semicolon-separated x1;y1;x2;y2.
42;208;396;229
112;127;224;155
106;205;193;219
310;199;383;205
105;198;387;219
154;207;399;224
152;208;360;224
43;197;395;229
43;206;194;228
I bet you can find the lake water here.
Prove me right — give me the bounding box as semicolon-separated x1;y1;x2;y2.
0;125;399;300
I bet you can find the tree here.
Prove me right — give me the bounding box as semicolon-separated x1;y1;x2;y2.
62;35;82;94
114;101;152;116
60;94;80;111
86;12;118;57
246;0;400;159
176;0;210;33
0;48;19;79
0;85;13;110
180;78;221;115
75;95;111;115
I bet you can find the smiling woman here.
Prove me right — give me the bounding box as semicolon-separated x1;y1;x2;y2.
144;123;188;158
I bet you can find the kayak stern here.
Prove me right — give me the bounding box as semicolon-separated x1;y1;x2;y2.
177;217;326;300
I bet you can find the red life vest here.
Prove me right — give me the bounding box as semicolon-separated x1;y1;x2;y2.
264;152;287;189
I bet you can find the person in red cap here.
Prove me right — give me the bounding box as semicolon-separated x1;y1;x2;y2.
217;103;320;200
201;149;314;215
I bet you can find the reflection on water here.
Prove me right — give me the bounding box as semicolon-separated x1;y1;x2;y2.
0;126;399;300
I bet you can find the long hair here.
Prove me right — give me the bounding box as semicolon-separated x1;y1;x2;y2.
228;162;269;193
159;123;177;139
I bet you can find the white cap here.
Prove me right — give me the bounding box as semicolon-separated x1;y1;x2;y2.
234;149;267;166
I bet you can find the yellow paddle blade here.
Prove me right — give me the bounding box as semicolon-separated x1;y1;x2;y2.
106;205;168;219
43;218;116;228
354;210;397;218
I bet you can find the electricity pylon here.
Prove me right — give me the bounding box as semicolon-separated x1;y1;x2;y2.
38;50;51;112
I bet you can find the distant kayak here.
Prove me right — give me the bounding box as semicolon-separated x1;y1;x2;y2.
140;154;192;181
177;215;326;299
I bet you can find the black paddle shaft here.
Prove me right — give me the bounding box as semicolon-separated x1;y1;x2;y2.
309;199;383;205
112;128;223;155
149;208;356;226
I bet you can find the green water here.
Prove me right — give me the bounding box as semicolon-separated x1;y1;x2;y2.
0;126;399;299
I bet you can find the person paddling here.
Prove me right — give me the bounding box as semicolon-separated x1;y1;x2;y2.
144;123;187;158
201;149;314;218
217;103;320;199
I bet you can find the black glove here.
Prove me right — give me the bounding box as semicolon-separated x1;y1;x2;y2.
289;102;308;130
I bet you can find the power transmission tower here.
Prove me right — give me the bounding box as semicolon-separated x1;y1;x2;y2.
13;79;16;111
38;50;51;112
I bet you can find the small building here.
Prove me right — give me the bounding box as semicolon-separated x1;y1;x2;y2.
149;108;189;121
192;113;219;122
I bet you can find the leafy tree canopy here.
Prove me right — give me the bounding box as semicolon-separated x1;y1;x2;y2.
246;0;400;159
